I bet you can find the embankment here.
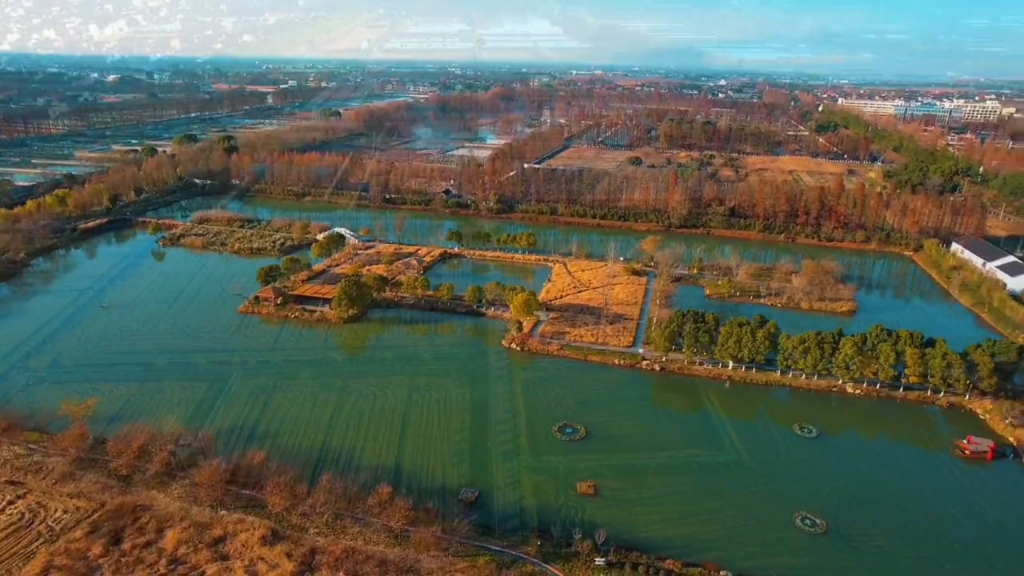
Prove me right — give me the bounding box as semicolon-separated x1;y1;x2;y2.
505;336;1024;448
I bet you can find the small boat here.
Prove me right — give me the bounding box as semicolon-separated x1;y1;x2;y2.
953;436;1005;461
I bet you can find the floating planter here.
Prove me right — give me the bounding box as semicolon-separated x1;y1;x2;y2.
576;481;597;496
793;511;828;535
792;423;820;438
458;487;479;505
553;421;587;441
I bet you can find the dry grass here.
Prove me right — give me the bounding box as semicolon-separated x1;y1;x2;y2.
313;243;449;283
0;482;96;574
20;493;493;576
674;152;881;187
744;155;880;187
538;260;648;347
0;443;514;576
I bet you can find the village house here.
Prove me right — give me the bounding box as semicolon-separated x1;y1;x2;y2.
950;236;1024;294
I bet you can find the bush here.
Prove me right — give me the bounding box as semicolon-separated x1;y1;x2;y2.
193;459;230;506
262;468;304;517
256;264;282;286
106;425;156;478
50;421;91;458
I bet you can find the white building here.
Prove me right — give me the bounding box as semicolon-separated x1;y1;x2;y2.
939;100;1004;123
950;236;1024;294
837;98;904;116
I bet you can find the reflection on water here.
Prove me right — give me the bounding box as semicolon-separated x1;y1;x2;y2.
1;231;1021;576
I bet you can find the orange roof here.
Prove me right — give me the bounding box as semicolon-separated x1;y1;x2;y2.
256;285;286;299
289;283;337;299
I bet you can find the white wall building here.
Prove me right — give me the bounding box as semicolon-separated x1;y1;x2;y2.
837;98;904;116
950;236;1024;294
939;100;1004;123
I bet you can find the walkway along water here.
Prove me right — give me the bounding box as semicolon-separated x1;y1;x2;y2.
631;271;657;351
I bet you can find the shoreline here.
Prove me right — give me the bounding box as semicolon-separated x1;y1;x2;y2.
702;291;858;315
912;251;1023;344
1;186;218;283
244;191;917;256
690;279;859;315
0;418;733;576
504;336;1024;449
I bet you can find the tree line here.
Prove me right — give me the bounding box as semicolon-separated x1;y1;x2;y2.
443;228;538;250
649;309;1021;396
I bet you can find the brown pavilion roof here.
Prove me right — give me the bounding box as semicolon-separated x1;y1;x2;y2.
289;283;338;299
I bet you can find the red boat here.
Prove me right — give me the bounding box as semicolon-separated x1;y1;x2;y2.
953;436;1004;461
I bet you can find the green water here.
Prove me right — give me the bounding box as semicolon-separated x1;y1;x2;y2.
1;232;1022;575
425;258;550;295
154;197;999;350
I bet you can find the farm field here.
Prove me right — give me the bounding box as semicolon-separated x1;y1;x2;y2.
675;152;883;187
543;146;882;190
543;147;640;169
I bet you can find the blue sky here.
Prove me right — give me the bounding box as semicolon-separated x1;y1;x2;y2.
2;0;1022;77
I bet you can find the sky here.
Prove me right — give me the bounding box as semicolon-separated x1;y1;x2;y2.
2;0;1023;77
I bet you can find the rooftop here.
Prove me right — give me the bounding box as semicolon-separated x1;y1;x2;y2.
996;260;1024;279
954;236;1012;263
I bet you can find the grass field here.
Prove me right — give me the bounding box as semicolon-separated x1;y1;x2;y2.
538;260;648;347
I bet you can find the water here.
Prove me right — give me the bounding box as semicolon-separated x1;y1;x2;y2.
0;233;1021;576
425;258;550;295
152;196;1000;349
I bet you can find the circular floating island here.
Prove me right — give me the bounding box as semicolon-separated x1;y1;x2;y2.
552;421;587;441
792;423;820;438
793;511;828;535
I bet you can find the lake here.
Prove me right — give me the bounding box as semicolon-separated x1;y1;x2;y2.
0;211;1020;576
154;196;1000;349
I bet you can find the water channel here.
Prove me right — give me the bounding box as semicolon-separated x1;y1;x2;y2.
0;204;1020;576
156;196;1000;349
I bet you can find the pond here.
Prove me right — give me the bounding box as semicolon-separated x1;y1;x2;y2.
425;258;550;295
0;232;1021;576
152;196;1001;349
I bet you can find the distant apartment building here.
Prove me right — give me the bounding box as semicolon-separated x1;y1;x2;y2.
841;97;1008;124
893;104;962;126
837;98;903;115
939;100;1002;123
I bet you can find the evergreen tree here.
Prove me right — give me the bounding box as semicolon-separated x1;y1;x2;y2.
903;346;926;389
834;335;863;383
715;318;746;369
753;320;779;366
465;285;484;305
948;352;969;395
926;339;952;395
777;334;795;375
876;342;898;384
966;346;999;394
